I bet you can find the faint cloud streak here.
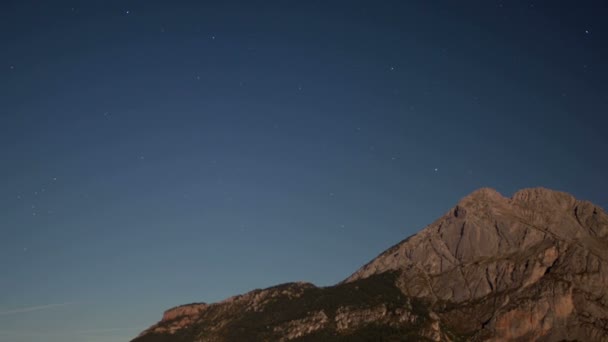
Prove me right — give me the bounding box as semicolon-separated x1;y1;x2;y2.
0;302;74;315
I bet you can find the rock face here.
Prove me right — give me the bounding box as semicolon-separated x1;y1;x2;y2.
132;187;608;342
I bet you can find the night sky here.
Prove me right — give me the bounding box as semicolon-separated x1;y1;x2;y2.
1;1;607;341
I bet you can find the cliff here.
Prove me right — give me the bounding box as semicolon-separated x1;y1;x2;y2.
132;187;608;341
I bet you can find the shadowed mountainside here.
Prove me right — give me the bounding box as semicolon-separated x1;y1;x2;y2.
132;188;608;342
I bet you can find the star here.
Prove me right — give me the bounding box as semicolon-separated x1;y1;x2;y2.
585;29;590;34
125;10;130;14
434;168;439;172
211;35;216;40
9;65;14;70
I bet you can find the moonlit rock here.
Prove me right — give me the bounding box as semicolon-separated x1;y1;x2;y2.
133;187;608;342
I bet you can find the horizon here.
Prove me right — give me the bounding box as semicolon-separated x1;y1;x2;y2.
1;1;607;341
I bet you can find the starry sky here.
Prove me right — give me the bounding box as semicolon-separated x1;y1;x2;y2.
1;1;607;341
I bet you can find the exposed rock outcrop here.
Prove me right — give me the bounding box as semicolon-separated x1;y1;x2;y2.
132;187;608;342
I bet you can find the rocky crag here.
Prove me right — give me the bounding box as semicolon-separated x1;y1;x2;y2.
132;187;608;342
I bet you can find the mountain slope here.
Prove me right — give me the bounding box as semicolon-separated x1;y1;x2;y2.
132;188;608;342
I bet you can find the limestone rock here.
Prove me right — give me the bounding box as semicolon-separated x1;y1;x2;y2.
132;187;608;341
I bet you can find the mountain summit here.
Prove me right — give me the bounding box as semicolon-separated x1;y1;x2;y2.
132;188;608;341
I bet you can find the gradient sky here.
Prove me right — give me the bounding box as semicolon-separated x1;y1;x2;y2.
1;1;607;341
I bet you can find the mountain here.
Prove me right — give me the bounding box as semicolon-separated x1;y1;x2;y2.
131;187;608;342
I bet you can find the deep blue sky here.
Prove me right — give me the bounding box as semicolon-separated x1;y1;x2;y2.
1;1;607;341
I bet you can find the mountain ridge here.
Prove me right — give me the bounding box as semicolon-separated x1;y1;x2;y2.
132;187;608;342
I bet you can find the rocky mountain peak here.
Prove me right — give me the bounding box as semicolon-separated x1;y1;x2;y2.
458;187;505;203
132;188;608;342
345;187;607;285
511;187;578;210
